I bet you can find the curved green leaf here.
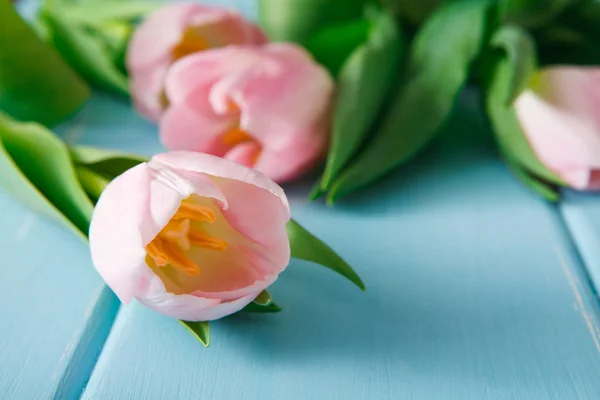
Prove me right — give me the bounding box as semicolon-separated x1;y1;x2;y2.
328;1;493;202
502;149;559;201
243;290;282;313
62;1;160;25
484;29;564;187
75;165;110;202
180;320;210;347
490;25;536;104
320;9;403;191
287;219;365;291
258;0;367;43
42;9;130;94
70;145;148;179
0;0;89;126
0;113;92;238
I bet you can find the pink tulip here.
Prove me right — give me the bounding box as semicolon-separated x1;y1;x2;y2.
515;67;600;190
127;3;267;121
160;43;334;183
89;151;290;321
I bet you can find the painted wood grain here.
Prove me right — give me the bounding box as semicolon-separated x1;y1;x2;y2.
560;191;600;305
0;194;119;400
74;92;600;400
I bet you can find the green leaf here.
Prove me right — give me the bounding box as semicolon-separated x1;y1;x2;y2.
70;145;148;179
490;26;536;104
483;29;564;187
502;150;559;201
498;0;582;29
0;113;93;239
62;1;160;25
243;290;282;313
308;179;326;201
0;0;89;126
319;9;403;191
287;219;365;291
180;320;210;347
75;165;110;202
252;290;274;306
305;18;370;77
258;0;367;43
328;0;493;202
42;9;130;94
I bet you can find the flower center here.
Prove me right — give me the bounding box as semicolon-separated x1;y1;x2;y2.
221;126;262;166
145;199;227;276
171;28;208;61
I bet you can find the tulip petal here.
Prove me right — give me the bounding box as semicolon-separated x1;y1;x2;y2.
159;95;237;154
210;44;334;182
127;3;199;70
516;68;600;189
164;47;259;105
130;62;169;122
224;141;262;167
153;151;290;275
89;163;180;304
189;8;268;48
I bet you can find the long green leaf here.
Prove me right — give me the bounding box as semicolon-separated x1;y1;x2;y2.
180;321;210;347
42;9;130;94
258;0;367;43
490;26;536;104
328;1;493;202
62;1;160;25
0;113;92;238
502;148;559;201
319;9;403;191
484;28;564;186
75;165;111;202
70;145;148;179
0;0;89;126
287;219;365;291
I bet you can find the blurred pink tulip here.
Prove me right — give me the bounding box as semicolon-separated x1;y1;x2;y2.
89;151;290;321
127;3;267;120
160;43;334;183
515;67;600;190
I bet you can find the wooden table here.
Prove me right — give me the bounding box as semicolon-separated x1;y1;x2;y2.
2;2;600;399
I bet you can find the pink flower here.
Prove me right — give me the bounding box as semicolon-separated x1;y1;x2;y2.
89;151;290;321
160;43;334;183
515;67;600;190
127;3;267;121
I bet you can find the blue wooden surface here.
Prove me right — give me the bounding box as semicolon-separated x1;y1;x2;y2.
0;193;119;400
2;0;600;398
39;92;600;400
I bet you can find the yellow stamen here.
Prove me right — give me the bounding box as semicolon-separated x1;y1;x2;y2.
162;241;200;275
189;228;228;251
222;126;253;146
146;240;169;267
171;28;208;60
145;199;228;276
175;202;216;223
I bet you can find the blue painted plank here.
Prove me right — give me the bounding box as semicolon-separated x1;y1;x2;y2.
0;193;119;400
75;92;600;400
560;191;600;301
